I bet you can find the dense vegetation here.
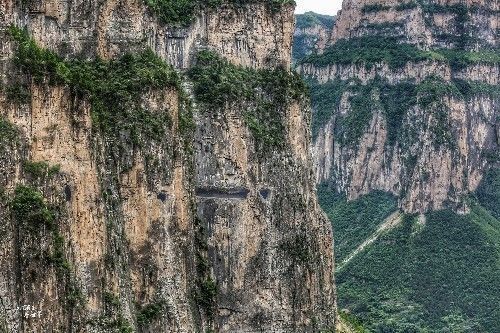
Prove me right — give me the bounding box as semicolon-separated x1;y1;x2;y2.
339;311;369;333
339;207;500;332
301;37;436;68
475;168;500;219
317;184;500;332
9;26;183;156
145;0;295;26
189;50;307;153
438;49;500;70
316;159;500;332
317;185;397;262
301;36;500;69
306;75;480;148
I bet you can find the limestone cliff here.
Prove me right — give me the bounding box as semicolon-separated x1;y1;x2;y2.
299;0;499;213
330;0;498;48
0;1;336;332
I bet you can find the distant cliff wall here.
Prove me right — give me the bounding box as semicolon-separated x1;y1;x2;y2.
299;0;499;213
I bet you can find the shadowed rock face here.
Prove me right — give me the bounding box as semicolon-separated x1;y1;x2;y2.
298;0;499;213
195;187;250;199
0;1;336;333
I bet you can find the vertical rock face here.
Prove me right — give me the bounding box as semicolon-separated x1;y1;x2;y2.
330;0;498;48
0;1;336;333
299;0;499;213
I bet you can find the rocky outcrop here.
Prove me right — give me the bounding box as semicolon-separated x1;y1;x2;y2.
0;1;336;332
293;12;335;62
330;0;498;49
299;0;499;213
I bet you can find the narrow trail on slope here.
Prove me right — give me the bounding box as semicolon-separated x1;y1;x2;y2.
336;211;402;272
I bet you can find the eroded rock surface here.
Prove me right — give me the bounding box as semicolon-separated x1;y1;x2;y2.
299;0;499;213
0;1;336;332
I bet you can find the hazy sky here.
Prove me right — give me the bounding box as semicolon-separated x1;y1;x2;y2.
295;0;343;15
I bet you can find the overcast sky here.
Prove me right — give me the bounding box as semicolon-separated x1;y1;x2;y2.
295;0;343;15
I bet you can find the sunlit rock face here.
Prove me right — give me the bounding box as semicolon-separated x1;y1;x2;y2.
330;0;498;48
0;1;336;332
298;0;499;213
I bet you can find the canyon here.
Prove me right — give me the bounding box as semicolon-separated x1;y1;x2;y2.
297;1;499;332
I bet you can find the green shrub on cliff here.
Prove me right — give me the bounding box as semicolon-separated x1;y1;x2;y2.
23;161;60;180
378;82;417;146
339;83;375;145
362;4;391;13
416;76;461;108
0;117;18;152
136;301;165;326
301;36;499;69
5;83;31;104
305;78;347;139
395;2;418;11
11;185;54;229
189;50;307;153
9;26;178;147
144;0;216;26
